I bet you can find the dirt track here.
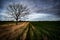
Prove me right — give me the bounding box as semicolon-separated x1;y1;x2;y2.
0;22;29;40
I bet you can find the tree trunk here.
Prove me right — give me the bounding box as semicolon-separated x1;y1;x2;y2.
16;18;18;25
16;21;18;25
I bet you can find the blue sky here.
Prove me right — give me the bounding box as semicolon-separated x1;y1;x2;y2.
0;0;60;21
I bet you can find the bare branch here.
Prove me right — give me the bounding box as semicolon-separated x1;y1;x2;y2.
7;3;30;22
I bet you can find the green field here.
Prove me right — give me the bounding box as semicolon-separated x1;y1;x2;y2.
0;21;60;40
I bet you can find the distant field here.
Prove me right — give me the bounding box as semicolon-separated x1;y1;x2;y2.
30;21;60;40
0;21;60;40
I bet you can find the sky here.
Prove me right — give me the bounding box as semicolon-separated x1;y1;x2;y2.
0;0;60;21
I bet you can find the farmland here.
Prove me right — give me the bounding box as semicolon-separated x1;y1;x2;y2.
0;21;60;40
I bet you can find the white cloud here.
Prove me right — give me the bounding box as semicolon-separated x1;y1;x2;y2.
26;13;60;21
0;10;60;21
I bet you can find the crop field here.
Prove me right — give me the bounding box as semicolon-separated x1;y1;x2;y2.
0;21;60;40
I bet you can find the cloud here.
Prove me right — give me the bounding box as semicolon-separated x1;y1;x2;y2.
0;0;60;21
26;13;60;21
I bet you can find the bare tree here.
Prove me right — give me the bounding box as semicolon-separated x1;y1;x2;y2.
7;3;30;25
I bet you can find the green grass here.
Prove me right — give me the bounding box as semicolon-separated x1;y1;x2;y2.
30;21;60;40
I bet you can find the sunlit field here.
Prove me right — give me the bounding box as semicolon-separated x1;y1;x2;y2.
0;21;60;40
